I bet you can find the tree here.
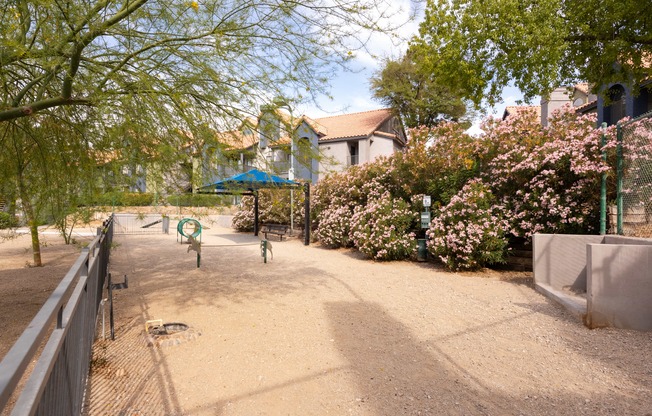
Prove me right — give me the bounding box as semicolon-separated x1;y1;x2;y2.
0;109;99;265
370;50;467;128
412;0;652;107
0;0;403;124
0;0;404;264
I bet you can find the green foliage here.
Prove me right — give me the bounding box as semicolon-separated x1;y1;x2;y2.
370;51;468;128
0;212;17;229
167;194;228;207
94;192;155;207
413;0;652;107
232;189;304;232
427;180;509;271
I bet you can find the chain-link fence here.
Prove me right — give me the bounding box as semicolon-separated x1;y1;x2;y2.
618;111;652;237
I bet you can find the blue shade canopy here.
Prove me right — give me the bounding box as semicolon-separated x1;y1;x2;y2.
201;169;299;192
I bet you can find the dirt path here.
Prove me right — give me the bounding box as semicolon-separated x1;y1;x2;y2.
83;225;652;416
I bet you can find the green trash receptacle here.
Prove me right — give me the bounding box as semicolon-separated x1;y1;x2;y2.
417;238;427;262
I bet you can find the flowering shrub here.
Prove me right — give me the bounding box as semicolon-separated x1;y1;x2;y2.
232;189;304;232
315;205;354;248
479;107;616;239
232;195;255;231
309;105;619;270
427;180;509;271
350;191;417;260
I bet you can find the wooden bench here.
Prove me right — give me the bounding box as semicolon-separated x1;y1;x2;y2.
260;224;289;241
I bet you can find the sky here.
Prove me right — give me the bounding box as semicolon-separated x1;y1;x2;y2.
296;0;532;134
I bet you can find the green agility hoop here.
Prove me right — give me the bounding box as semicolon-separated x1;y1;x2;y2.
177;218;202;238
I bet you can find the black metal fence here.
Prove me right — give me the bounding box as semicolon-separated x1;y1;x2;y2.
0;216;114;415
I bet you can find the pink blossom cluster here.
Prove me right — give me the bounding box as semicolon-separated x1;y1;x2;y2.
350;191;417;260
426;180;509;270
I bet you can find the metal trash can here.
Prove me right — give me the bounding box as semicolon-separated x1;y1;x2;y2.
417;238;427;262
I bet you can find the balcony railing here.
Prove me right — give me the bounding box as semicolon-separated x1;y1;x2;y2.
347;154;359;166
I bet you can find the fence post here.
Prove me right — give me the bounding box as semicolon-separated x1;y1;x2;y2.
600;122;607;235
616;123;623;235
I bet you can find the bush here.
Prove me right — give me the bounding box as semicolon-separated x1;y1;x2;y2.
315;205;354;248
232;196;255;231
167;194;228;207
122;192;155;206
0;212;18;229
231;189;305;232
350;191;417;260
427;180;509;271
94;191;155;206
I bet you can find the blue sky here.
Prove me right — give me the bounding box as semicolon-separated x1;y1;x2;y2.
296;1;532;134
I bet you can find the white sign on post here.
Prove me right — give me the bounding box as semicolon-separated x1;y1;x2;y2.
423;195;431;207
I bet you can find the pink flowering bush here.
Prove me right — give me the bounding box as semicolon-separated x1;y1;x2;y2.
232;189;304;232
478;107;617;239
313;160;396;248
350;191;417;260
315;205;354;248
427;180;509;271
306;105;621;269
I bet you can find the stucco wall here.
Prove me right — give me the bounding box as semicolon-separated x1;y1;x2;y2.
369;135;396;160
318;141;348;174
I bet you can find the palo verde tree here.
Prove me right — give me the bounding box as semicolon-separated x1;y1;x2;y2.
0;0;407;264
412;0;652;107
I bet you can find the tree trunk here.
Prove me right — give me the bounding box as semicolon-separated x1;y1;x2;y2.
17;175;42;267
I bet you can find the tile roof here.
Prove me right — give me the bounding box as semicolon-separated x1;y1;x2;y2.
574;99;597;113
313;108;394;142
502;105;541;120
216;130;257;149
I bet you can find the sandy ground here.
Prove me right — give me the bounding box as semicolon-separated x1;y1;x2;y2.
73;221;652;416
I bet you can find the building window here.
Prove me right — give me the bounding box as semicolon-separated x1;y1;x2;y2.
348;142;359;166
605;84;626;125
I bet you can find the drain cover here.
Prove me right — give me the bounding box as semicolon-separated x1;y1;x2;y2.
145;322;200;347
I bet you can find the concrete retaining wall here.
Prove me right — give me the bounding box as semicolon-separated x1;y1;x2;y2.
533;234;652;331
533;234;604;293
586;243;652;331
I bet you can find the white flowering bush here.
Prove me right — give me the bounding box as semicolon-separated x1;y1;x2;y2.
427;180;509;271
350;192;417;260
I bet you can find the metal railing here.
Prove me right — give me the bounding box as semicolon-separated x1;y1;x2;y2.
617;111;652;237
0;216;114;415
347;154;359;166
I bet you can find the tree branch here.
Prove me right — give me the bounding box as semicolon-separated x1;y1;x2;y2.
0;97;93;122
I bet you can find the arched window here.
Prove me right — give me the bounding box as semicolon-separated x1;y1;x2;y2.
605;84;626;125
297;137;311;168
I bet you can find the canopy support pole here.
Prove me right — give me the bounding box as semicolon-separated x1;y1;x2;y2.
303;183;310;246
254;191;259;236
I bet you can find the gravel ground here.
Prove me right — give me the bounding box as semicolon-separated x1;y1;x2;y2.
81;223;652;416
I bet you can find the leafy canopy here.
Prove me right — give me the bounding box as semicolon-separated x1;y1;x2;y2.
0;0;403;125
412;0;652;107
370;50;468;128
